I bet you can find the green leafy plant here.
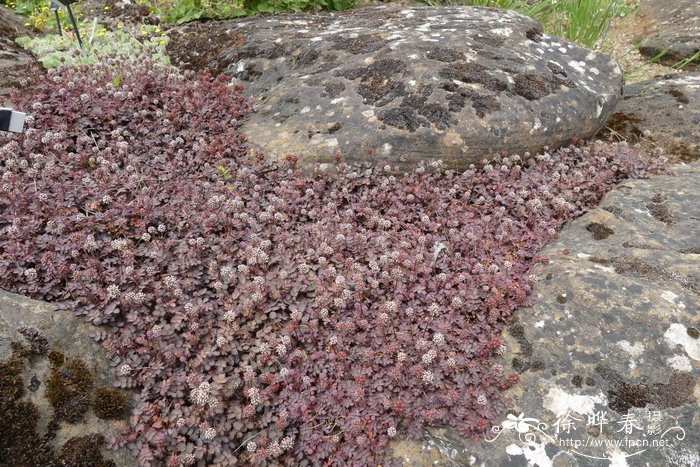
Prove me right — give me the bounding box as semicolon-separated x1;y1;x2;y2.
138;0;354;24
15;26;170;69
1;0;87;34
159;0;212;23
1;0;45;17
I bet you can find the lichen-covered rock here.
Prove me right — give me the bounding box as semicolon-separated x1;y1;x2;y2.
391;163;700;466
600;72;700;162
635;0;699;68
169;6;623;171
0;5;38;102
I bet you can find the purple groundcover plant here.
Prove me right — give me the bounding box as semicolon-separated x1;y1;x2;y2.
0;59;667;465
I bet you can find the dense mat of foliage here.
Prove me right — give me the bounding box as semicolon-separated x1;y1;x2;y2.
0;60;666;465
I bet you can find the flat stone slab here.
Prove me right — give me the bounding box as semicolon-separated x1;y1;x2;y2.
392;163;700;465
601;72;700;163
635;0;699;68
169;6;623;171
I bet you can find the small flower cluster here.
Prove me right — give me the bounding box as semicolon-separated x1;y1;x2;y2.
190;381;211;407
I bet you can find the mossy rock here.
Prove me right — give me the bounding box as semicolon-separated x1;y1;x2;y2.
0;290;137;466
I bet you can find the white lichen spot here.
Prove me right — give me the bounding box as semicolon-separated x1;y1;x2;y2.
363;57;374;65
664;74;700;88
409;80;417;86
607;446;630;467
558;47;567;53
667;354;692;372
586;51;597;60
616;340;644;358
274;38;282;44
529;119;542;135
309;134;338;148
416;23;430;32
568;60;586;74
590;67;600;75
330;97;346;105
408;54;419;59
505;442;553;467
663;290;686;310
382;143;393;156
300;106;310;114
362;110;374;118
237;62;245;73
543;386;607;417
664;323;700;360
592;264;615;274
506;444;522;456
576;252;591;259
490;27;512;36
310;37;322;42
534;320;545;328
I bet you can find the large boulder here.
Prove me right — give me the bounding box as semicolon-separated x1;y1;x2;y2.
168;6;623;171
